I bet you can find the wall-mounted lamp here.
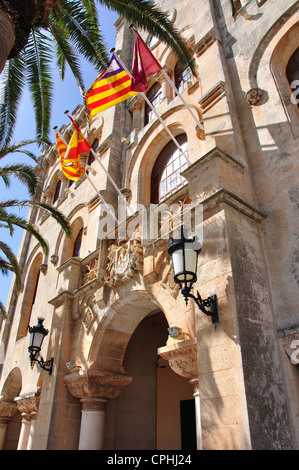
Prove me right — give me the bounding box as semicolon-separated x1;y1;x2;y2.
168;225;219;324
28;317;54;375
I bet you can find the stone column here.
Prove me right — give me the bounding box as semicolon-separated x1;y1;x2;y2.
78;397;108;450
0;402;17;450
17;413;31;450
64;369;132;450
156;67;173;104
15;394;40;451
158;338;202;449
128;95;144;132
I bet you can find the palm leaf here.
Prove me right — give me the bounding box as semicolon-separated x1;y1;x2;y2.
23;28;54;141
96;0;196;75
50;18;86;98
0;163;38;196
0;241;22;290
55;0;110;71
0;54;26;147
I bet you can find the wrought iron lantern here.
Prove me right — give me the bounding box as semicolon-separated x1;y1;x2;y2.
168;225;218;323
28;317;54;374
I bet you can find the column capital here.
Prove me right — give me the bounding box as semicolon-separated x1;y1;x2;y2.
64;369;132;401
0;401;17;420
158;338;198;378
14;394;40;417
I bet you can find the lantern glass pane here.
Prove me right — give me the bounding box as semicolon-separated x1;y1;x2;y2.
30;332;44;350
172;248;197;281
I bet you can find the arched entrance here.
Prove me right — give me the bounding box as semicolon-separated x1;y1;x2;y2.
103;311;195;450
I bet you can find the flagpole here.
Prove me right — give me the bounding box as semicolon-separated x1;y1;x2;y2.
111;49;192;165
64;111;135;218
54;126;118;224
129;26;205;140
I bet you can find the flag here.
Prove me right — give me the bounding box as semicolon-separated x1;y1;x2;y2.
131;29;162;92
55;131;86;182
85;55;138;120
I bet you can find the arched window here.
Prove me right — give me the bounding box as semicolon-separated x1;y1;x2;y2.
145;82;162;125
174;62;191;93
73;227;83;257
87;138;99;167
151;134;188;204
16;254;42;340
53;179;61;204
286;47;299;107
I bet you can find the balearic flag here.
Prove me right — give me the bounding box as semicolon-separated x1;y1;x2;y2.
85;55;138;120
130;29;162;92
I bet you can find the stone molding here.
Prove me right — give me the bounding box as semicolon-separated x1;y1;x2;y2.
158;338;198;378
64;370;132;401
80;397;108;412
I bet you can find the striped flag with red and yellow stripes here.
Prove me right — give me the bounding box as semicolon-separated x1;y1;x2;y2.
55;131;86;182
85;55;138;120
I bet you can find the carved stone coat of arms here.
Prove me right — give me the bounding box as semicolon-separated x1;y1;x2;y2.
104;239;143;287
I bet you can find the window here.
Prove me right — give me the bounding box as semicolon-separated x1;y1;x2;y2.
174;62;191;93
73;227;83;257
151;134;188;203
53;179;61;204
87;138;99;167
286;47;299;106
145;83;162;125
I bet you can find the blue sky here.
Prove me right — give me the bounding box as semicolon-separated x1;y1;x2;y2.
0;6;119;308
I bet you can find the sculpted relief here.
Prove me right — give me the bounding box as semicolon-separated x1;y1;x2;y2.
104;238;143;288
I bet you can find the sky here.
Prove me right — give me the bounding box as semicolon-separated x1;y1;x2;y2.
0;6;119;309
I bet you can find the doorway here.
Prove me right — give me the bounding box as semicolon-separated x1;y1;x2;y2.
103;311;195;450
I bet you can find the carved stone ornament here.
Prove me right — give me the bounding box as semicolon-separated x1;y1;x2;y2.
64;369;132;401
81;298;98;334
81;256;99;286
0;401;17;420
104;238;143;287
246;87;263;106
158;338;198;378
14;394;40;415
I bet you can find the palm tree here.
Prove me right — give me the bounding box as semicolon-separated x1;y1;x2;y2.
0;139;71;316
0;0;195;144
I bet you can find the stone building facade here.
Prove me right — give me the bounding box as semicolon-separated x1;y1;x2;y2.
0;0;299;450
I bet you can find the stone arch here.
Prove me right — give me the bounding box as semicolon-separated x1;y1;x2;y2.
17;251;43;340
125;106;202;205
1;367;22;401
53;203;88;265
248;3;299;90
88;290;168;374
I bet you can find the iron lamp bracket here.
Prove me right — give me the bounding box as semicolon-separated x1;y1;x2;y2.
181;288;219;324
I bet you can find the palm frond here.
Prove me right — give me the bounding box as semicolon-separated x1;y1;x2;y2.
0;139;48;161
96;0;196;75
56;0;110;71
50;18;86;98
24;28;54;141
0;241;22;290
0;199;71;238
0;54;26;148
0;163;38;196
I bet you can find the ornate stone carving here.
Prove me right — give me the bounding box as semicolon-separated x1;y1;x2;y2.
14;394;40;415
0;401;17;420
81;298;98;334
158;338;198;378
64;370;132;401
246;87;263;106
81;256;99;286
104;239;143;287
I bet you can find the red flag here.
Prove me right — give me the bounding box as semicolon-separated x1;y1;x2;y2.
131;29;162;92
